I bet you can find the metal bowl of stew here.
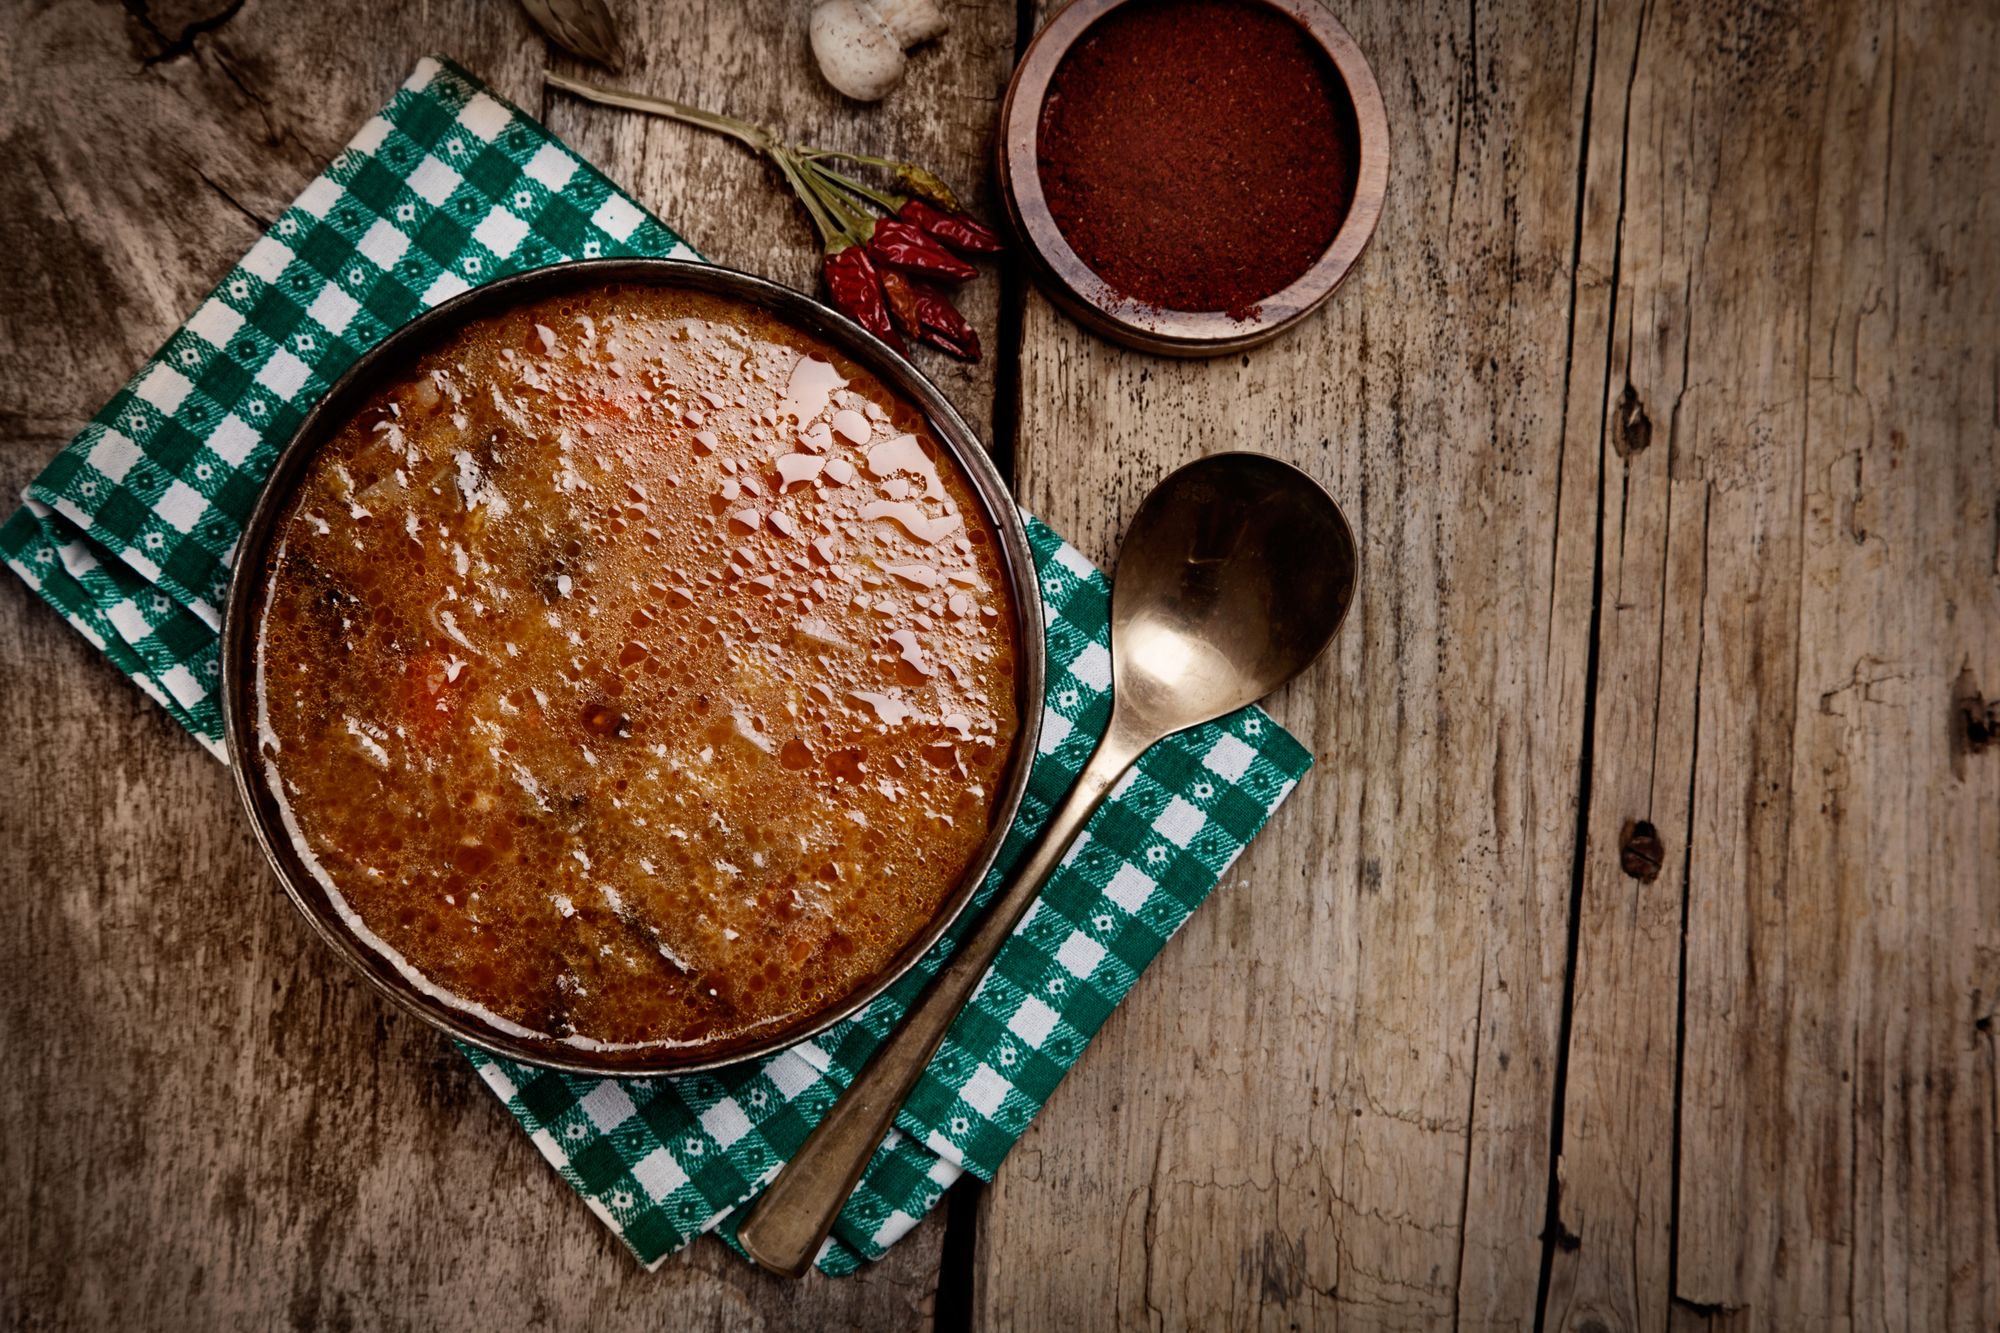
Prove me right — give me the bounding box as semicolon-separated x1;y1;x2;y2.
220;258;1044;1075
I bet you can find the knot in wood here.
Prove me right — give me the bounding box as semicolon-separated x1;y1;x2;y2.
1950;668;1997;779
1613;383;1652;457
1619;819;1664;882
1963;693;1998;752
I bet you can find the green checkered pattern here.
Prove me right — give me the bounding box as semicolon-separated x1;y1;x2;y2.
0;56;689;754
0;57;1313;1275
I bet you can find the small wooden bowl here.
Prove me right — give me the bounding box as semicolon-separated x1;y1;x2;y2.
998;0;1389;357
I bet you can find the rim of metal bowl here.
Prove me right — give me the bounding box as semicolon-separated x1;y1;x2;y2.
998;0;1390;357
220;258;1046;1076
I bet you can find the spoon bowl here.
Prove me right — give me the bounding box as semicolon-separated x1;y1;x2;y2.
1111;453;1358;738
739;451;1358;1277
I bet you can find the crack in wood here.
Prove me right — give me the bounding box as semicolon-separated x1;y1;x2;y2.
191;164;272;232
122;0;246;67
1534;0;1608;1317
1140;1106;1172;1326
1671;1293;1743;1318
1539;0;1652;1323
1544;0;1604;668
1450;956;1487;1332
933;1175;983;1333
1665;483;1713;1325
1446;0;1480;226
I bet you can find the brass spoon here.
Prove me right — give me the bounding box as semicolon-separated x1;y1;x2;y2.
738;452;1360;1277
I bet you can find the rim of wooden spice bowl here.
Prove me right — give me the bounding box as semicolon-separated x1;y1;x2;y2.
220;258;1047;1077
998;0;1390;357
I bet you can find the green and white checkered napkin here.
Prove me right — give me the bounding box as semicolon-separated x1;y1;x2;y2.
0;57;1312;1273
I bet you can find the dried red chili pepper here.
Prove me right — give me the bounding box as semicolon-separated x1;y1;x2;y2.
908;280;980;361
866;218;978;283
543;79;1002;354
823;245;903;352
897;199;1004;255
918;327;976;360
878;269;924;341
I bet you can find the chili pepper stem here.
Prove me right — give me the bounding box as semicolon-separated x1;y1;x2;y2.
545;72;774;153
770;150;848;251
546;75;872;255
800;147;909;174
797;163;878;246
802;160;905;215
815;177;878;231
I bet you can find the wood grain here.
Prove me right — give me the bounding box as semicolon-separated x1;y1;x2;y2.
983;0;2000;1328
1669;0;2000;1324
1544;0;2000;1328
2;0;1996;1329
976;0;1597;1325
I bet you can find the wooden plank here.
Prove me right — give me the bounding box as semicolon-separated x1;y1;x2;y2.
1538;0;1695;1324
1669;0;2000;1324
1547;0;2000;1328
0;1;1009;1327
974;1;1600;1326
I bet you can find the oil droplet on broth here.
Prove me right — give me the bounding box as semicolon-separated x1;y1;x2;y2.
253;285;1019;1057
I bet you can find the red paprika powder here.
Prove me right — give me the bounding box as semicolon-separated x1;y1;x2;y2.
1035;0;1361;319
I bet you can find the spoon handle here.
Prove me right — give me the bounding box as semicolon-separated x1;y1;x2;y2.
737;713;1155;1277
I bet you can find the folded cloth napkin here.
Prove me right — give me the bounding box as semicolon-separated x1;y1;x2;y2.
0;56;1312;1273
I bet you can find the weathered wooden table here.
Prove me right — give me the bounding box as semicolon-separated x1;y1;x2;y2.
3;1;1995;1328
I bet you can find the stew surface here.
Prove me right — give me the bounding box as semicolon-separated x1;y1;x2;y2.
254;284;1019;1057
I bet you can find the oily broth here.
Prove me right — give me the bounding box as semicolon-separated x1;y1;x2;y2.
254;285;1019;1055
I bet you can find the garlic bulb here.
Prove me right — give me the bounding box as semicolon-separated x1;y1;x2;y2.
809;0;949;103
